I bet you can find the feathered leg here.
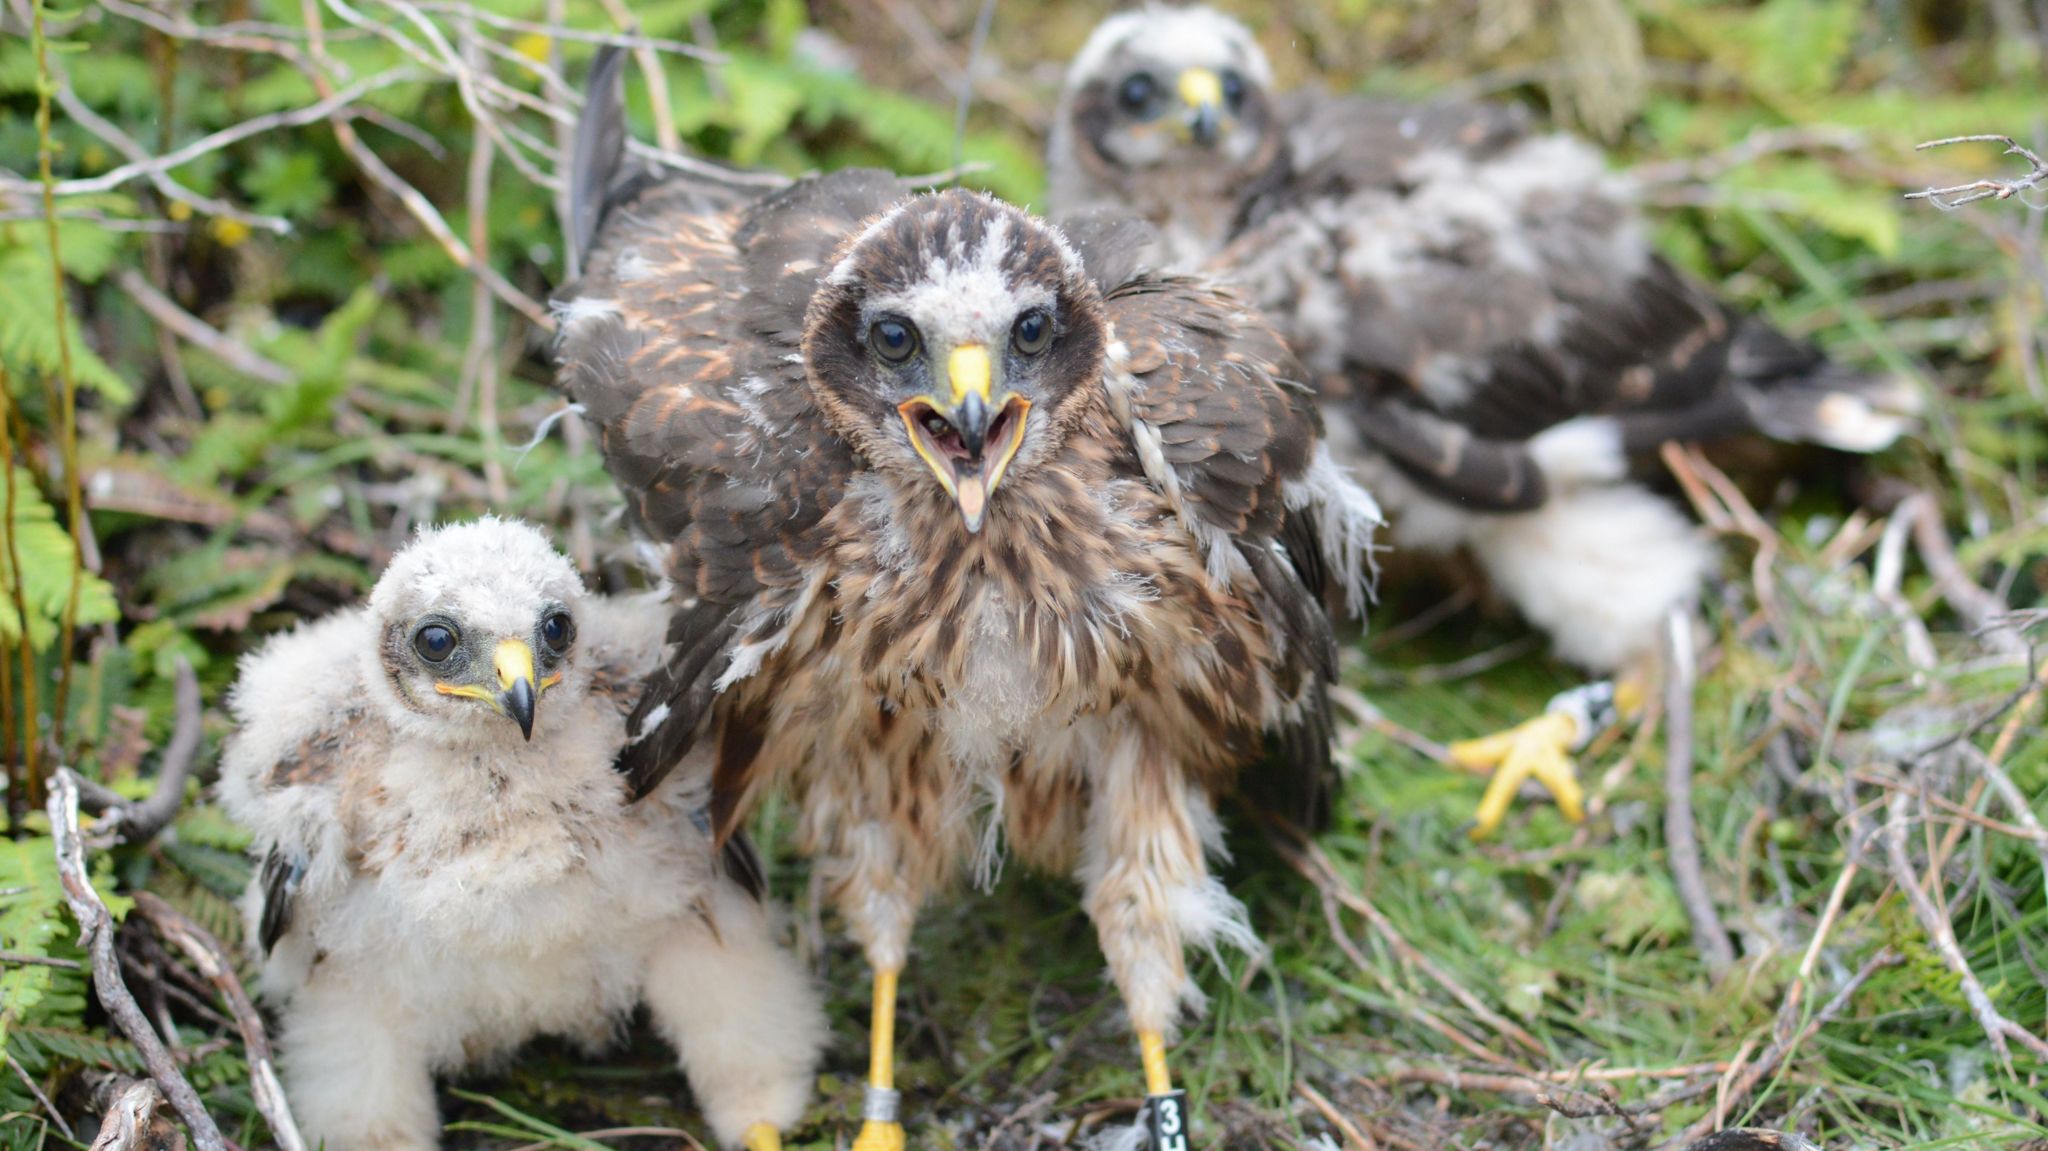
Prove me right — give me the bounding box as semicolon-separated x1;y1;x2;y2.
278;971;436;1151
1078;731;1259;1145
644;880;826;1151
824;820;929;1151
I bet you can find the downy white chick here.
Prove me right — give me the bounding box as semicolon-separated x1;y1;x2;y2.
218;517;823;1151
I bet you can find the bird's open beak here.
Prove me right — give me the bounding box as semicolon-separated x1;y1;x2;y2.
898;343;1031;534
1177;67;1224;146
434;637;553;739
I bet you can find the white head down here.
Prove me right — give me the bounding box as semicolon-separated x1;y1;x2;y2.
363;516;588;745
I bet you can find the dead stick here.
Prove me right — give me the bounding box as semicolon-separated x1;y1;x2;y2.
86;1077;169;1151
48;769;227;1151
1902;490;2024;652
111;657;202;843
1296;1081;1379;1151
1882;788;2048;1065
115;270;294;385
1380;1060;1729;1091
1663;609;1736;973
7;1051;73;1140
131;892;307;1151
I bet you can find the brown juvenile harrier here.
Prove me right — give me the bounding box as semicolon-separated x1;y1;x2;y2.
554;47;1380;1151
1049;5;1918;838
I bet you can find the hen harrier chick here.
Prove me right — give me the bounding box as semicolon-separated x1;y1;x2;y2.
219;517;823;1151
556;47;1379;1151
1049;5;1918;838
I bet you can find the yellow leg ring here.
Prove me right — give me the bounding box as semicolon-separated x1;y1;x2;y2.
852;967;905;1151
1139;1029;1173;1097
741;1124;782;1151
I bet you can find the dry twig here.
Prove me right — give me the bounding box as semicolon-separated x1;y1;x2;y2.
1296;1081;1379;1151
130;893;307;1151
86;1077;176;1151
1880;786;2048;1066
114;271;294;386
1663;608;1737;974
8;1051;73;1140
1897;489;2026;653
1909;135;2048;209
78;657;204;844
48;769;228;1151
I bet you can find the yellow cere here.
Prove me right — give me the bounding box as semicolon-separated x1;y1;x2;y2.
431;638;555;702
1178;67;1223;111
494;638;537;690
947;343;992;406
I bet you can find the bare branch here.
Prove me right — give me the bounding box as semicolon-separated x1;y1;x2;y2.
2;67;426;201
104;656;204;843
86;1077;171;1151
1908;134;2048;209
48;770;228;1151
131;893;307;1151
1898;489;2027;653
8;1051;73;1141
1663;608;1737;974
116;271;295;385
1882;786;2048;1066
4;0;288;233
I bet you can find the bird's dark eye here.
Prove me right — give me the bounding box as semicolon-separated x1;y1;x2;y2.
1012;310;1053;356
1118;72;1157;113
541;612;574;655
869;318;918;363
1221;69;1247;110
414;624;458;663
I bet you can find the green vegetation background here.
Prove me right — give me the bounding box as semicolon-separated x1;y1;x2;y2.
3;0;2048;1147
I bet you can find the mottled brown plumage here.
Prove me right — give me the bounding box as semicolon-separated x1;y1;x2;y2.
553;48;1378;1121
1049;5;1917;677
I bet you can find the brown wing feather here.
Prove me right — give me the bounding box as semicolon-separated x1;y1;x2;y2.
556;65;902;803
1225;86;1908;510
1102;272;1340;827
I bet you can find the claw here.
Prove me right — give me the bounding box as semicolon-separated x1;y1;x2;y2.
1448;711;1587;841
742;1124;783;1151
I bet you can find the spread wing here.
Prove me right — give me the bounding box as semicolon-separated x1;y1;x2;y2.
1099;263;1355;828
1224;90;1912;511
556;53;905;805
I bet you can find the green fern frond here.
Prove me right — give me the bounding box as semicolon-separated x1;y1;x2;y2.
0;836;87;1059
0;467;120;651
0;244;132;401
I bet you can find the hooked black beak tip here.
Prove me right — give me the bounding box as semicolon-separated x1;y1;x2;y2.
502;679;536;741
1190;107;1221;145
957;392;991;461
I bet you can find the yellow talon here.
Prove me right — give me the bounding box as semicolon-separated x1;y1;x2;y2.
852;1121;906;1151
1449;711;1586;841
741;1123;782;1151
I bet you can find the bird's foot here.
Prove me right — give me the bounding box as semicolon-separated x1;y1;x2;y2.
741;1124;783;1151
851;1120;905;1151
1447;681;1617;840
